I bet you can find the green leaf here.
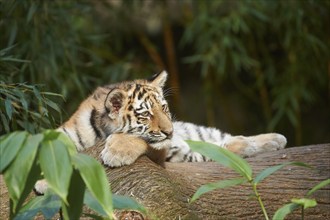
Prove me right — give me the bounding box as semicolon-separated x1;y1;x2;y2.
0;131;29;173
291;198;317;209
0;113;10;133
307;179;330;196
5;98;13;120
62;170;85;220
42;129;60;141
72;153;113;218
254;162;312;184
56;132;77;156
39;139;73;204
113;194;146;213
6;158;42;217
15;193;61;220
190;178;246;203
187;140;252;181
32;86;42;101
84;190;107;217
44;98;61;113
272;203;299;220
3;134;43;211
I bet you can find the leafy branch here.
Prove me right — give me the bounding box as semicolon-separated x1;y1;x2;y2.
0;130;145;219
0;81;63;134
187;141;328;220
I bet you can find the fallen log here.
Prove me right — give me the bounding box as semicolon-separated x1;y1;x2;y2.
85;143;330;219
1;144;329;219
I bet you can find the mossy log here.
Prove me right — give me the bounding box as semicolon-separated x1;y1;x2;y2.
84;143;330;220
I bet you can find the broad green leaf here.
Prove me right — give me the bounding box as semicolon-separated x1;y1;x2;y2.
254;162;312;184
56;132;77;156
187;140;252;180
6;158;41;216
15;192;61;220
113;194;146;213
272;203;299;220
62;170;85;220
39;139;73;203
84;190;107;217
307;179;330;196
42;129;60;141
72;153;113;218
291;198;317;209
3;134;43;211
190;178;246;203
0;131;29;173
42;130;76;155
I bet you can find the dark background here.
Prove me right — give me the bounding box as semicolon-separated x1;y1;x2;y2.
1;0;329;147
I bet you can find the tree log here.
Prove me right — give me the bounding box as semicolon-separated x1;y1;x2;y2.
85;143;330;220
1;144;329;219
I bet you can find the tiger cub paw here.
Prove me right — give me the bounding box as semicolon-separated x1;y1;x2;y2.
243;133;287;156
101;133;149;167
226;133;287;157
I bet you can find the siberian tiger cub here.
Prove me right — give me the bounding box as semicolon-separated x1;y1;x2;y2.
34;71;287;193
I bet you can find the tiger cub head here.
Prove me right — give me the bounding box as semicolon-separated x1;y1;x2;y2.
104;70;173;150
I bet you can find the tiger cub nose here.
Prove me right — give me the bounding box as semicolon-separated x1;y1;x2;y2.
162;129;173;139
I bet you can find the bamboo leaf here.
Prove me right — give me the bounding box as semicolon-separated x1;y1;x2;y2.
5;98;13;119
254;162;312;184
272;203;299;220
56;132;77;156
72;153;113;218
0;131;29;173
190;178;246;203
307;179;330;196
113;194;146;213
187;140;252;180
39;139;72;204
83;190;107;217
291;198;317;209
15;193;61;220
0;113;10;133
44;98;61;113
3;134;43;211
61;170;85;220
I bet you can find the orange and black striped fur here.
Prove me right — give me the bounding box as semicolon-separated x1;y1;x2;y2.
57;70;287;167
35;70;287;194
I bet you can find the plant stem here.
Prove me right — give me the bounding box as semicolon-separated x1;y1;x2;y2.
252;183;269;220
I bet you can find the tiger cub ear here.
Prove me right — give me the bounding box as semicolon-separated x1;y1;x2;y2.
105;89;127;119
150;70;168;88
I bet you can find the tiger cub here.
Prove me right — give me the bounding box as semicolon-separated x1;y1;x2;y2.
58;70;287;165
34;71;286;193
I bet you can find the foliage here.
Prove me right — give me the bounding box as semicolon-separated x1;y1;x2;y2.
1;0;140;116
1;0;329;144
182;0;329;144
0;130;145;219
187;141;329;220
0;80;62;134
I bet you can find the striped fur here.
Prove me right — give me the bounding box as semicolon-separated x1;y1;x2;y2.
56;70;287;165
35;70;288;194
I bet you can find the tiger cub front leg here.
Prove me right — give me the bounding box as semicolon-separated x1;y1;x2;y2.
101;133;148;167
225;133;287;157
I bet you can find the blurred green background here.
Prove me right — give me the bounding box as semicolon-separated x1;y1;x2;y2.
1;0;329;147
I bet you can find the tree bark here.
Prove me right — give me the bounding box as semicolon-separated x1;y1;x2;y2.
1;144;329;219
84;143;330;220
